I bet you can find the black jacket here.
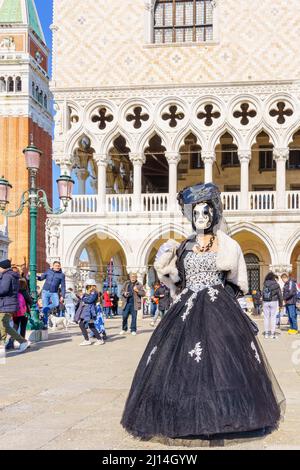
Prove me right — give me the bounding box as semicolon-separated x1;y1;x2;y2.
38;269;66;297
0;269;20;313
154;285;171;311
263;280;283;307
283;280;298;305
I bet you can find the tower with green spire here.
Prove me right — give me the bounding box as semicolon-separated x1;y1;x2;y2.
0;0;45;43
0;0;52;271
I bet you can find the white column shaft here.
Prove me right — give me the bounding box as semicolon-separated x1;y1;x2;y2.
97;163;107;213
133;162;143;212
274;149;289;211
239;152;251;210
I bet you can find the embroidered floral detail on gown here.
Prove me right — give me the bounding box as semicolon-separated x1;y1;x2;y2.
121;252;285;439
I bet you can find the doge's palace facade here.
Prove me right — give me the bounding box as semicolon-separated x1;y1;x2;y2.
49;0;300;292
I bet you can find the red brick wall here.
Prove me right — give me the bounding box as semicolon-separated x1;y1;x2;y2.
0;117;52;272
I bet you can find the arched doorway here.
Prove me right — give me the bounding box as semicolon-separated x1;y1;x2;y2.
244;253;260;293
73;233;128;295
290;241;300;281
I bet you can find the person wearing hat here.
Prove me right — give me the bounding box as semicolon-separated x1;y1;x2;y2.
0;259;30;353
75;279;104;346
121;183;285;441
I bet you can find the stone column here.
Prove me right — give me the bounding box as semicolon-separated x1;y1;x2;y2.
64;268;77;290
239;150;251;211
75;168;89;195
60;162;73;177
273;148;289;211
202;151;216;184
94;154;108;213
165;152;181;212
130;154;145;212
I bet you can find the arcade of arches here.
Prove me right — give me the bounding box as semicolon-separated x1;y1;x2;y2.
65;229;299;295
70;128;300;197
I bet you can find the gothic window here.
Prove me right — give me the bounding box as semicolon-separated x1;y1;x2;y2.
16;76;22;92
288;150;300;170
8;77;14;92
221;144;239;167
190;147;204;169
32;81;35;97
259;145;275;171
39;90;43;104
154;0;214;44
44;94;48;109
0;77;6;92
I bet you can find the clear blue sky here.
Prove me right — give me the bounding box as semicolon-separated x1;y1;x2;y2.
36;0;76;205
36;0;52;55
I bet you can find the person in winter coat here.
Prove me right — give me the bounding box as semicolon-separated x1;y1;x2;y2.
150;282;171;327
12;291;28;339
92;295;107;340
111;293;119;316
64;287;78;323
0;259;30;353
38;261;66;322
262;272;283;339
252;290;262;316
19;277;33;314
103;290;113;319
120;273;146;336
75;280;104;346
6;278;32;349
281;273;298;334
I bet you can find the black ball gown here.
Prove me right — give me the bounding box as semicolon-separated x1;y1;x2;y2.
121;251;285;440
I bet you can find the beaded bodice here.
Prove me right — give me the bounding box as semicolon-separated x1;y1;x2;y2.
184;251;225;293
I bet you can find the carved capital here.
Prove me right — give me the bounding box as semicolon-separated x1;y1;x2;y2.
269;264;292;275
273;148;289;161
129;153;146;166
165;152;181;165
201;150;216;163
144;0;155;12
94;154;108;167
238;150;251;163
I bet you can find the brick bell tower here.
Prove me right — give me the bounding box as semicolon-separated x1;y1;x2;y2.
0;0;52;272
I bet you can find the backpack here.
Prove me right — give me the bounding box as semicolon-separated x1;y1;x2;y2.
263;285;272;302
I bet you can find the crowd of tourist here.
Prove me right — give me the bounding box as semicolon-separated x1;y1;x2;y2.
0;257;299;354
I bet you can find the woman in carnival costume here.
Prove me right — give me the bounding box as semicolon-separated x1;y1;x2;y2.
121;183;285;440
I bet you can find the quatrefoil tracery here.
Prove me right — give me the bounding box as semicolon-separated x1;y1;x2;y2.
126;106;150;129
162;105;185;128
197;104;221;126
269;102;293;124
91;107;114;130
233;103;257;125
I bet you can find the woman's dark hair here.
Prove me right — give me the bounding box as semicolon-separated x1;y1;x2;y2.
264;272;277;282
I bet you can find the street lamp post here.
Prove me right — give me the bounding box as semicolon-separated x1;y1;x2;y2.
0;142;74;330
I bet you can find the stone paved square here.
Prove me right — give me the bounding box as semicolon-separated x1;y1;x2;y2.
1;317;300;450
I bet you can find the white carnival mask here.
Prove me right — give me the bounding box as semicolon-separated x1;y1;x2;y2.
193;202;214;232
